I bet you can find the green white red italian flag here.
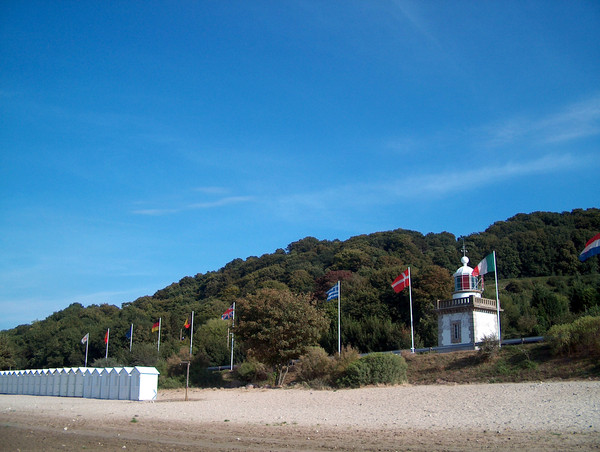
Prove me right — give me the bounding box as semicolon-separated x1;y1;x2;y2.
472;252;495;276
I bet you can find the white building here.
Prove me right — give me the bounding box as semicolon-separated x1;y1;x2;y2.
436;256;500;348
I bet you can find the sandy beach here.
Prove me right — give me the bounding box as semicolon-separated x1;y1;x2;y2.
1;381;599;451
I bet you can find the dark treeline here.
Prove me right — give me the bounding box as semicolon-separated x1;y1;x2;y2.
1;208;599;371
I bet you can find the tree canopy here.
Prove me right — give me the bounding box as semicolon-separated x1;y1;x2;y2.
2;208;600;370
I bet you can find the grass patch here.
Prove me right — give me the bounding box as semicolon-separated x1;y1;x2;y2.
404;342;600;385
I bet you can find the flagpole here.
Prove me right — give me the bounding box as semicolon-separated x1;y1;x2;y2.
337;281;341;355
129;323;133;352
230;302;235;370
408;267;415;354
493;251;501;348
189;311;194;357
105;328;110;360
157;317;161;353
84;335;89;367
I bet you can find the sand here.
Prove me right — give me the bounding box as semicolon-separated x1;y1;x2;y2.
1;381;599;451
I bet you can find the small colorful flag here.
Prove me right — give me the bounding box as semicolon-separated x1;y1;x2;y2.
221;305;234;320
104;329;109;344
391;269;410;293
472;253;496;277
579;233;600;262
152;321;160;333
184;317;191;329
125;324;132;339
326;283;339;301
81;333;89;344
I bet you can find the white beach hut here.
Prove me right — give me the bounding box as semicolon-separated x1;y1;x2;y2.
39;369;50;396
14;370;22;395
32;369;41;395
73;367;86;397
90;368;103;398
99;367;112;399
81;368;94;398
21;369;31;395
50;368;61;396
65;368;76;397
130;366;159;401
118;367;134;400
58;368;70;396
108;367;123;399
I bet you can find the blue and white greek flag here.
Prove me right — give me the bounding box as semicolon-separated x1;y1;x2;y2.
326;283;339;301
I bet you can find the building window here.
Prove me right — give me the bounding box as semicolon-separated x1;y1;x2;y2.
451;321;461;344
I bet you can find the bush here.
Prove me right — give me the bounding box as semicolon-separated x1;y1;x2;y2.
337;352;407;388
159;375;185;389
297;346;333;383
477;335;500;362
236;358;269;384
331;345;360;382
547;316;600;357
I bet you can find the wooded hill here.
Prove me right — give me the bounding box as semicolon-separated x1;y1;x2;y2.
1;208;599;371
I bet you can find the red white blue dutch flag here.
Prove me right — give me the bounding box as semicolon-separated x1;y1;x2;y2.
579;233;600;262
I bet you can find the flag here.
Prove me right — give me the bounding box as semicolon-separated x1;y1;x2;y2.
579;233;600;262
125;325;132;339
391;268;410;293
472;253;496;277
326;283;339;301
104;329;109;344
221;305;234;320
152;321;160;333
184;317;191;329
81;333;89;345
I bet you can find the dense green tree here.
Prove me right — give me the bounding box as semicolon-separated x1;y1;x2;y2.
235;288;329;385
194;318;230;366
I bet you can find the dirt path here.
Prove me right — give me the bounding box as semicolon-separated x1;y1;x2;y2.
1;381;599;451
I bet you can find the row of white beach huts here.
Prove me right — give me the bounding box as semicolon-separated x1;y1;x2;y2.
0;366;159;401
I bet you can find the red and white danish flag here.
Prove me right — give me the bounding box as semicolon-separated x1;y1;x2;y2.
391;268;410;293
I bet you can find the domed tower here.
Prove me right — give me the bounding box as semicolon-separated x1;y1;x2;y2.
452;256;482;299
435;255;500;349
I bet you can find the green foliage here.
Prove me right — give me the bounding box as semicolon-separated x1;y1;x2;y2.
338;352;407;388
159;375;185;389
127;343;160;367
194;318;230;366
0;335;16;370
91;357;121;367
477;335;500;362
236;358;269;384
2;208;600;370
297;346;333;383
236;288;329;385
547;316;600;357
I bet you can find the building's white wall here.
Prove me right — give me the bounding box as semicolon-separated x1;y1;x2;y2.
473;310;498;342
438;311;473;346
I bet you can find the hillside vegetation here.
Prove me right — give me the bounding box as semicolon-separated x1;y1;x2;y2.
1;208;599;375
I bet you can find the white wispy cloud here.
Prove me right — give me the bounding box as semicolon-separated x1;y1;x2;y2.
482;94;600;147
270;152;583;220
132;193;254;216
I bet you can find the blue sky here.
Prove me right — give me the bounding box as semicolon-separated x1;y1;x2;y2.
1;1;599;331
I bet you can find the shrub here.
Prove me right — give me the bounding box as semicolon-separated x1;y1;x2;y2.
159;375;185;389
236;358;269;384
547;316;600;357
331;345;360;382
477;335;500;362
337;352;407;388
297;346;333;383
